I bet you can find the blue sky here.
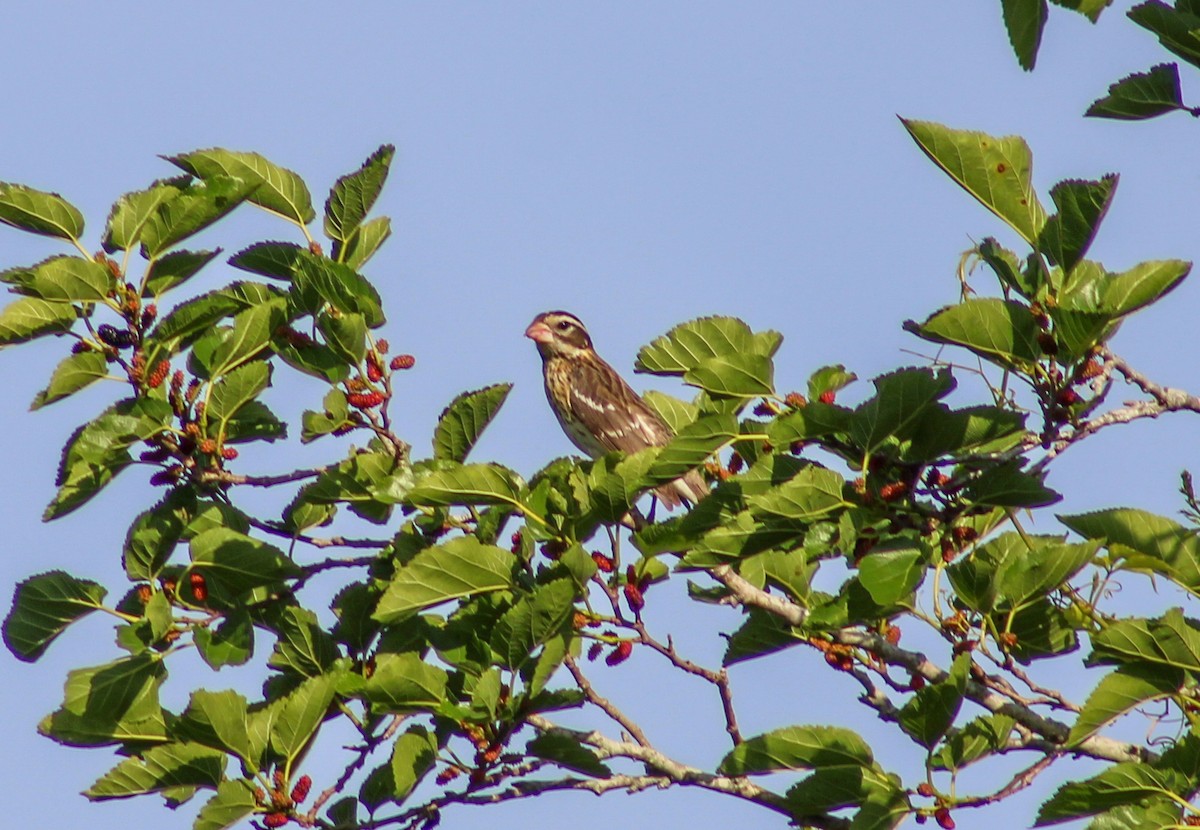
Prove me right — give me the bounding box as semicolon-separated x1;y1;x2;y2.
1;4;1197;829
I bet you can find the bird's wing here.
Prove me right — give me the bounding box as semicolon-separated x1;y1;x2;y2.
567;356;674;454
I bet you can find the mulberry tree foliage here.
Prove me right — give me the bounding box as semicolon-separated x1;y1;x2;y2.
5;103;1200;830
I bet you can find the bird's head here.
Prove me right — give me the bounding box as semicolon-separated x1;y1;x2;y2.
525;310;594;359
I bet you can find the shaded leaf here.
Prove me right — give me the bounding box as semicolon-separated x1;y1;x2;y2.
374;536;516;623
171;148;314;226
325;144;395;242
433;383;512;463
3;571;107;662
85;742;226;800
719;725;873;775
31;350;109;410
0;182;84;240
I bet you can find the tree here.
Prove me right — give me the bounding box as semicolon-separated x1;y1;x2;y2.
4;6;1200;830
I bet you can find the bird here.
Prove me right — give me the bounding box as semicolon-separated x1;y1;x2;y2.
525;310;708;509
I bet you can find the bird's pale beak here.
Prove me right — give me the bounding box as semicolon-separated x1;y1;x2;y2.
525;321;553;343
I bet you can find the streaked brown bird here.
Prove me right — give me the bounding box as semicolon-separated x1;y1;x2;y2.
525;310;708;509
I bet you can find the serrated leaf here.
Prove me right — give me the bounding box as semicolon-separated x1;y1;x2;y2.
719;725;873;775
39;654;168;746
374;536;516;623
325;144;395;242
1087;609;1200;672
1035;762;1183;825
3;571;107;662
858;546;925;607
906;298;1042;370
1040;176;1118;272
490;578;576;670
850;367;954;451
174;689;254;765
194;610;254;669
0;182;84;240
636;316;781;375
965;460;1060;508
1061;508;1200;590
1001;0;1048;70
0;296;77;344
228;240;305;280
290;253;385;327
748;465;849;522
1087;64;1185;120
31;350;109;410
433;383;512;462
1068;664;1182;746
141;176;258;257
102;181;180;252
144;248;221;297
268;672;339;762
1128;1;1200;71
23;255;113;303
389;726;438;804
723;609;799;665
189;528;302;603
267;606;339;678
683;352;775;397
194;779;258;830
898;653;970;749
317;311;367;366
902;119;1047;245
171;148;314;226
406;463;525;509
362;652;448;711
85;741;226;800
341;215;392;270
207;361;271;432
641;390;698;433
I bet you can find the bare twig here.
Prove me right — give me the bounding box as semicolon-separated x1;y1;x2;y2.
563;655;650;746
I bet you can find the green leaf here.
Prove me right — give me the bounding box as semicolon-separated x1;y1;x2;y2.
301;388;353;444
683;352;775;398
1049;0;1111;23
144;249;221;297
267;606;339;678
718;725;873;775
102;181;180;253
341;216;392;270
1087;64;1185;120
645;413;737;487
748;466;849;522
1087;609;1200;672
362;652;448;712
1035;762;1184;825
31;350;108;410
1068;664;1183;746
290;253;385;327
288;450;413;524
317;311;367;366
527;732;611;777
39;654;168;746
857;546;925;607
1061;508;1200;590
3;571;107;662
325;144;395;242
174;689;254;765
189;528;302;603
1129;1;1200;71
723;609;800;665
1001;0;1048;70
388;726;439;804
636;315;782;376
123;498;186;581
850;367;954;452
1039;176;1118;272
85;741;226;800
141;176;258;257
22;255;113;303
490;578;576;670
905;298;1042;370
433;383;513;462
964;460;1060;508
171;148;315;226
374;536;517;623
194;779;258;830
195;610;254;669
48;397;172;520
932;712;1017;771
898;653;970;749
269;672;339;763
1100;259;1191;317
148;286;246;349
406;463;526;509
641;390;698;433
0;296;77;344
207;362;271;432
948;533;1091;613
0;182;84;240
902;119;1047;245
806;364;857;400
228;241;305;280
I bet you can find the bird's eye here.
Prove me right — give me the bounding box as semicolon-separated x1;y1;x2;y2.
556;321;571;331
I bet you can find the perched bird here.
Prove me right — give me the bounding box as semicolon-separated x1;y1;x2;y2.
525;310;708;509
